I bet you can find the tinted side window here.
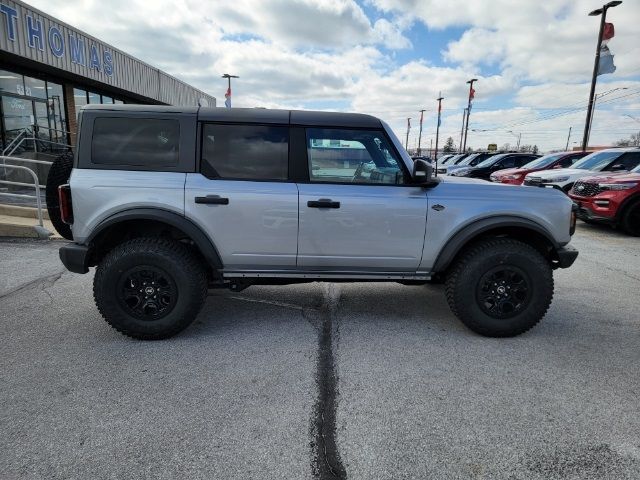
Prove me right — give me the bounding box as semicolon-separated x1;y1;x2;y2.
498;157;516;169
201;124;288;180
306;128;405;185
92;118;179;166
515;156;535;167
560;155;576;168
608;152;640;171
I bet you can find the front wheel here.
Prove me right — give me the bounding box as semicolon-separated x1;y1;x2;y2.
445;238;554;337
93;238;208;340
621;200;640;236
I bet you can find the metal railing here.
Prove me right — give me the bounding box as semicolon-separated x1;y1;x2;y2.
0;155;53;237
2;125;72;157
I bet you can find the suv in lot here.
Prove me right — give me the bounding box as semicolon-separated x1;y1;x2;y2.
490;151;590;185
451;153;540;180
55;105;578;340
523;147;640;193
438;152;496;175
569;164;640;236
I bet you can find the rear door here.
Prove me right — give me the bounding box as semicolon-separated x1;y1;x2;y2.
185;123;298;270
296;127;428;271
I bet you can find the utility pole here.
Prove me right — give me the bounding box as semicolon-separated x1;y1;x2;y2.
462;78;478;152
587;87;627;146
581;1;622;151
459;108;467;153
405;117;411;151
417;109;426;156
565;126;572;151
434;93;443;163
222;73;239;108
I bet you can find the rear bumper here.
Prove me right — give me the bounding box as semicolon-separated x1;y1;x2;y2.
555;245;579;269
59;243;90;274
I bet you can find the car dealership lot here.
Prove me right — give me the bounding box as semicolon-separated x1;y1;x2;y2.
1;224;639;480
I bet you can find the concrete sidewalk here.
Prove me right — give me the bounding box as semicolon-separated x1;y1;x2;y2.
0;205;60;239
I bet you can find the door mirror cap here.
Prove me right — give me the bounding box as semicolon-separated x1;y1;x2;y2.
413;159;438;186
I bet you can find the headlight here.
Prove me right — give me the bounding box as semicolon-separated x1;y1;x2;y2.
453;168;471;176
504;174;523;180
542;176;569;183
598;182;638;191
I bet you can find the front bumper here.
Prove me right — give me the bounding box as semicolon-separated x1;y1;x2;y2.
555;245;579;269
59;243;90;274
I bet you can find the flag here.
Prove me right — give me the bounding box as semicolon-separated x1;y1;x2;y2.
598;45;616;76
597;22;616;76
407;118;411;131
224;87;231;108
437;101;442;127
469;87;475;101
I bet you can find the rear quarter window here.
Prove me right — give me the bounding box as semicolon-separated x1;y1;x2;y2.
91;117;180;167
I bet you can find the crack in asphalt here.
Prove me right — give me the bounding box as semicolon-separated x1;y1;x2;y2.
0;270;65;301
311;283;347;479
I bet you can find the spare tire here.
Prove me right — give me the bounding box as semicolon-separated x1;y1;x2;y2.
46;151;74;240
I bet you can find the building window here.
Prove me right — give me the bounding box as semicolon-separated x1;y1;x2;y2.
101;95;113;104
23;75;47;99
46;81;67;143
0;69;24;96
87;91;100;104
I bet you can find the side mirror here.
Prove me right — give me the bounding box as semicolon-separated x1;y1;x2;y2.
413;158;434;184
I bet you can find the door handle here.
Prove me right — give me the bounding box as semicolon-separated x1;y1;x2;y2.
195;195;229;205
307;199;340;209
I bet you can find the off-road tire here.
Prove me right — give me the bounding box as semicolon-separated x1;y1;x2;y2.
93;238;208;340
445;238;554;337
45;151;74;240
621;199;640;236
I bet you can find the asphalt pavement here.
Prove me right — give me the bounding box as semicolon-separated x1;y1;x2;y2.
1;223;639;479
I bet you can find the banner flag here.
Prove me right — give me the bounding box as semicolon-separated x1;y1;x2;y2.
224;87;231;108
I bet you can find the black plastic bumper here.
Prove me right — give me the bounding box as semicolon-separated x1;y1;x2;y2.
555;245;579;269
59;243;90;274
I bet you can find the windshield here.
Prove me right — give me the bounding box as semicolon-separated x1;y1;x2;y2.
443;154;463;165
520;153;564;170
572;150;621;170
476;153;507;168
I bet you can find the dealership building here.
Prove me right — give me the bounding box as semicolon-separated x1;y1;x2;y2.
0;0;216;151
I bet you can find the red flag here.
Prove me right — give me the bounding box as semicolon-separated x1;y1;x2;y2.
469;88;475;101
603;22;614;41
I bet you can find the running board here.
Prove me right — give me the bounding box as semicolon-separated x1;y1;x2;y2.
222;270;431;281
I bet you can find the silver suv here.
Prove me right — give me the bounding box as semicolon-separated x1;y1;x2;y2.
54;105;578;340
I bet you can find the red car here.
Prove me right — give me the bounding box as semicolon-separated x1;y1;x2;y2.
569;164;640;236
490;151;590;185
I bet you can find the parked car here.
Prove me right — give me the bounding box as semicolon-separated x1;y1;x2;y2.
440;152;497;175
569;163;640;236
451;153;540;180
438;153;470;167
54;105;578;339
490;151;590;185
523;147;640;193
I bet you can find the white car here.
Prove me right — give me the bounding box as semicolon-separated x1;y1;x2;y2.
523;147;640;193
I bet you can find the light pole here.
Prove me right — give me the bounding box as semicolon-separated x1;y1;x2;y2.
581;1;622;151
462;78;477;152
434;93;444;163
587;86;628;145
417;109;426;156
565;126;572;151
222;73;239;108
459;108;467;153
507;130;522;151
405;117;411;151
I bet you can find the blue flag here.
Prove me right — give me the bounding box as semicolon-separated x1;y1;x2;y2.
598;46;616;76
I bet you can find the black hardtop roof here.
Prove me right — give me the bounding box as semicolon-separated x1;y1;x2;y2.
81;105;382;128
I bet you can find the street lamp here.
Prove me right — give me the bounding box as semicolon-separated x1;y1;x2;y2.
581;1;622;151
462;78;478;151
587;86;628;145
507;130;522;151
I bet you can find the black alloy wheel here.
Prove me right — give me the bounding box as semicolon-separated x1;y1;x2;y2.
117;266;178;320
476;266;531;319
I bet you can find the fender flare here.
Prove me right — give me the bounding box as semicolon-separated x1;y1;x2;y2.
87;208;223;269
432;216;560;273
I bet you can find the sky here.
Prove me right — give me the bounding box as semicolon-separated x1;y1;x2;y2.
28;0;640;152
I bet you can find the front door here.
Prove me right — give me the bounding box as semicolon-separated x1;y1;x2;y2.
297;127;428;272
185;122;299;271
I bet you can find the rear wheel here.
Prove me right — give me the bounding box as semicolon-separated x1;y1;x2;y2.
445;238;554;337
45;151;74;240
93;238;208;340
621;200;640;236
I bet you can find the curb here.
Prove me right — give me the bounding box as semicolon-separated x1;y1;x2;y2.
0;222;52;239
0;204;50;220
